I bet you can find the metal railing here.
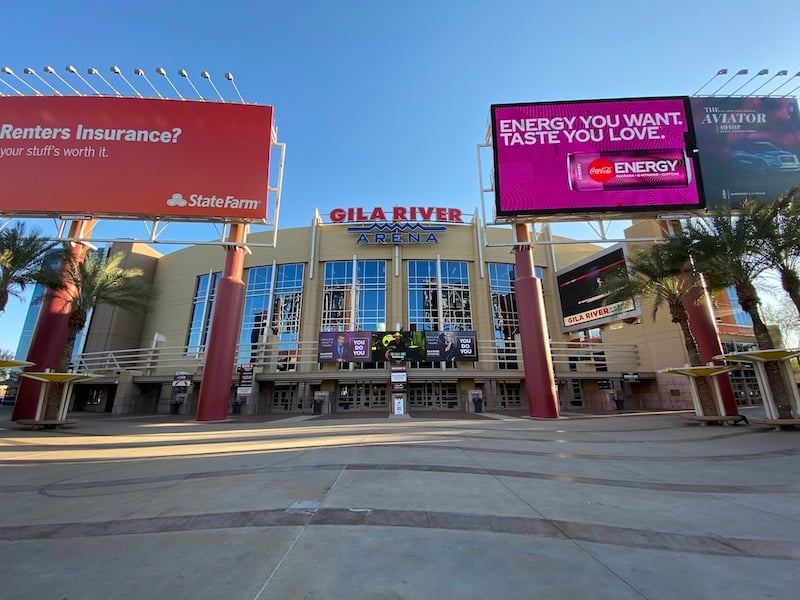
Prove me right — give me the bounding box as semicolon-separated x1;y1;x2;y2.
73;338;640;378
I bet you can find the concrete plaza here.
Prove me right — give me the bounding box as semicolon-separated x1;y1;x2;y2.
1;407;798;599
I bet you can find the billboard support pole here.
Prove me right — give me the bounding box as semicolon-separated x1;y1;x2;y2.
12;221;95;421
196;224;247;421
514;223;559;419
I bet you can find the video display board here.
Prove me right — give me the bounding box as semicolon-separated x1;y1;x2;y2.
556;244;639;332
0;96;273;221
690;97;800;206
491;97;704;217
318;330;479;362
423;331;479;361
318;331;373;363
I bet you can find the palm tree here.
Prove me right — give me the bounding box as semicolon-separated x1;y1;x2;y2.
602;240;719;416
749;188;800;317
683;201;793;418
35;250;156;419
0;222;58;313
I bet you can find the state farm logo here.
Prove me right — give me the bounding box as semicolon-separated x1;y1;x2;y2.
166;193;188;207
166;192;261;211
588;158;614;183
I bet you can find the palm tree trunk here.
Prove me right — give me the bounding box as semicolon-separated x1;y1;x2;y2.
735;281;792;419
677;318;718;416
42;310;85;420
779;268;800;319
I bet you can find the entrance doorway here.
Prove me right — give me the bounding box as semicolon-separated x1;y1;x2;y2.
408;382;459;411
336;382;388;413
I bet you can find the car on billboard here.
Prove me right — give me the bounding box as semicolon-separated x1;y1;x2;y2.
729;140;800;175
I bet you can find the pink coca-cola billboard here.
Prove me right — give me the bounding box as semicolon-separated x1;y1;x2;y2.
491;97;704;217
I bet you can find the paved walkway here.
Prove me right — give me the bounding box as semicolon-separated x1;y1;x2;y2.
0;407;798;599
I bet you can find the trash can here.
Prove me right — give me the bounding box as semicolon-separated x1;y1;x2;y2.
615;398;625;411
473;397;484;413
313;399;323;415
231;402;242;415
169;402;180;415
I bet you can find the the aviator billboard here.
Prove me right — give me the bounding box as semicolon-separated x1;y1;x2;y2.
491;97;704;217
0;96;273;221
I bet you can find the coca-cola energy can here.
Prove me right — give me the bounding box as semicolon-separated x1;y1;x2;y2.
567;149;691;192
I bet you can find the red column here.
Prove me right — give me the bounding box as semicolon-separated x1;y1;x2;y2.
12;222;94;421
683;286;739;416
514;224;559;418
196;225;247;421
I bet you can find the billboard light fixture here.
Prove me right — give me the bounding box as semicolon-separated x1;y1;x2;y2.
177;68;203;101
110;65;143;98
23;67;62;96
0;72;24;96
66;65;101;95
87;67;121;97
749;69;788;96
783;82;800;98
43;65;82;95
200;71;225;102
156;66;183;99
710;69;748;96
225;72;245;103
3;66;43;95
692;68;728;96
730;69;769;96
134;67;163;99
769;71;800;95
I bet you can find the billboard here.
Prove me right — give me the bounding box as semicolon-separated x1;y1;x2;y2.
0;96;273;221
423;330;479;362
371;331;425;362
491;97;704;217
556;244;639;332
690;97;800;206
318;331;373;363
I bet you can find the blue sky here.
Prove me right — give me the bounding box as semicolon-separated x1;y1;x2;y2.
2;0;800;352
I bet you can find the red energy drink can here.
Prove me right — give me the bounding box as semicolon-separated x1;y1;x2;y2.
567;149;691;192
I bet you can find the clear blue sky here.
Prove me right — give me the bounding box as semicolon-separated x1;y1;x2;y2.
2;0;799;352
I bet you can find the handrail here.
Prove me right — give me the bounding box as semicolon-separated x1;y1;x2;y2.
73;338;641;378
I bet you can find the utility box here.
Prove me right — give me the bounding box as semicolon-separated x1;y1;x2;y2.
469;389;484;413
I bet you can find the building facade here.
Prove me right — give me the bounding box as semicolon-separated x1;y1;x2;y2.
68;209;758;417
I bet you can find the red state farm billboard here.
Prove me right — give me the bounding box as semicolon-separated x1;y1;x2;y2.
0;96;273;221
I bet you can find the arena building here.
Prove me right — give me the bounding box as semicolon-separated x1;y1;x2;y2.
63;206;758;417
